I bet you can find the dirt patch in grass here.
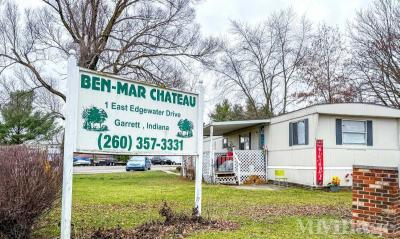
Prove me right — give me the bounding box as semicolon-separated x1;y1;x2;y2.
78;202;238;239
243;204;351;221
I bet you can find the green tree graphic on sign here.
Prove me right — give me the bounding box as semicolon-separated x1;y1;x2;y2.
177;119;193;138
82;106;109;131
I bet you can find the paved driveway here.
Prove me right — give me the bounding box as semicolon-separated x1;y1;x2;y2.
73;165;178;174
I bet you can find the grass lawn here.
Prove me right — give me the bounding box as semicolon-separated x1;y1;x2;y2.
35;171;376;239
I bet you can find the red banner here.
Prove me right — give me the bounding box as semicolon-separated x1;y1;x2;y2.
316;139;324;186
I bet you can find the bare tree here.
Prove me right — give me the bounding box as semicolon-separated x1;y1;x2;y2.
297;24;356;104
213;21;278;117
349;0;400;107
211;9;309;116
270;9;311;113
0;0;219;111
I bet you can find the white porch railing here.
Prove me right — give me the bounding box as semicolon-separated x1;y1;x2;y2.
202;149;266;184
232;151;241;185
202;150;227;183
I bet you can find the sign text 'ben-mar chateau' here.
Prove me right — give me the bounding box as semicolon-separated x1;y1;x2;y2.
75;69;199;155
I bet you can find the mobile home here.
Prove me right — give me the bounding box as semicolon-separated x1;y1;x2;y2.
200;103;400;186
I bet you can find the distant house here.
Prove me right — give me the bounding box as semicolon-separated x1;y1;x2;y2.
200;103;400;186
29;143;61;158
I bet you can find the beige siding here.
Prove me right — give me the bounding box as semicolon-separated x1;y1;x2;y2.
266;114;400;186
224;126;261;150
266;113;318;185
316;115;400;186
203;103;400;186
317;115;399;150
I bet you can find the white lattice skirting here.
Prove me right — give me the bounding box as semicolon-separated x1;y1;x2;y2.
235;150;266;183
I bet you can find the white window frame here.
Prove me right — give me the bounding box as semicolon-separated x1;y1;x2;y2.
342;119;367;145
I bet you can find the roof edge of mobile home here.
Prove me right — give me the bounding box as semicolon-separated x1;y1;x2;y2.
204;103;400;136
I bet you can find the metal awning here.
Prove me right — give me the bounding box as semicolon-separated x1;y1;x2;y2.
203;119;270;136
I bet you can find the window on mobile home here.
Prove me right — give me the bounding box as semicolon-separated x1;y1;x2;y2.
259;126;265;149
342;120;367;144
289;119;309;146
336;119;373;146
222;138;228;148
239;134;250;150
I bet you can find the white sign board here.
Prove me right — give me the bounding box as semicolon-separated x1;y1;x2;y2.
75;68;199;155
61;57;204;239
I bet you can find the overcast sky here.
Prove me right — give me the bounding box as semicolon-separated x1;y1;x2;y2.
14;0;373;120
16;0;371;37
194;0;371;120
195;0;370;36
